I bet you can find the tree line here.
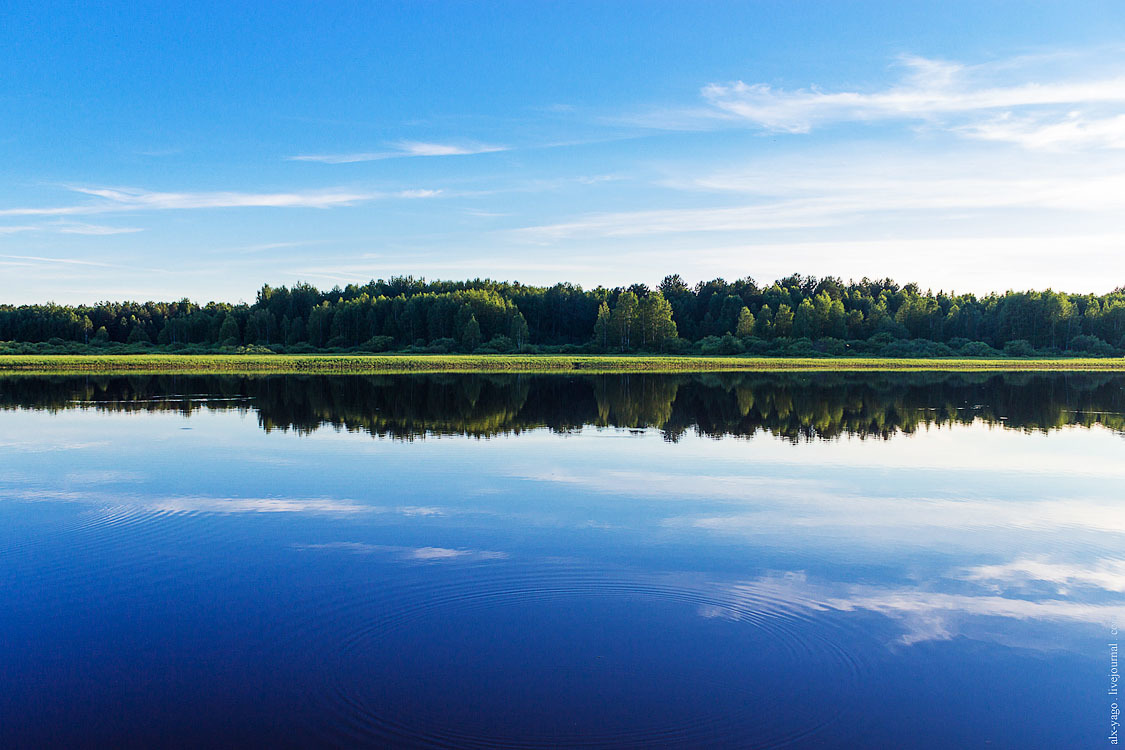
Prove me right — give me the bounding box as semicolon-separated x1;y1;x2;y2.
3;274;1125;356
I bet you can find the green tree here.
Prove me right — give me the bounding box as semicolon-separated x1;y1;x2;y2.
127;325;152;344
286;317;306;345
793;299;816;338
611;291;639;351
510;311;530;349
774;304;794;337
218;314;240;345
755;305;774;339
462;314;482;351
593;301;611;351
641;291;677;350
735;306;755;337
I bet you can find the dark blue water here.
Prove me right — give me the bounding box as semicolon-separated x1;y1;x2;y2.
1;373;1122;748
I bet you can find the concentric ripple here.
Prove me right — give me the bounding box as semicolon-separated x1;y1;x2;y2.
282;562;872;749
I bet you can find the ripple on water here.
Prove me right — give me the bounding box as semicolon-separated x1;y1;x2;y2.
283;563;873;749
3;503;240;603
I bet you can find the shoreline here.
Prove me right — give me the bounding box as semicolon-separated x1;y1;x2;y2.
1;353;1124;374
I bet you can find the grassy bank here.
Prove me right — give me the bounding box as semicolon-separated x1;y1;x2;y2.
1;353;1123;374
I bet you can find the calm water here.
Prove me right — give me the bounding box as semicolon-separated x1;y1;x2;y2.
1;372;1123;748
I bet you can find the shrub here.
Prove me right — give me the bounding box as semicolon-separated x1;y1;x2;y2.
740;336;770;354
815;337;847;356
663;337;693;354
426;338;458;353
960;341;1000;357
1068;334;1117;356
359;335;395;352
783;337;820;357
1002;339;1036;357
484;335;515;353
698;334;743;355
868;331;897;347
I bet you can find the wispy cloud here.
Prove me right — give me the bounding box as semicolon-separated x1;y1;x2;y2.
289;140;507;163
665;53;1125;150
956;111;1125;150
69;185;382;209
707;568;1125;648
53;222;144;235
513;147;1125;241
0;184;438;218
963;557;1125;594
0;253;118;268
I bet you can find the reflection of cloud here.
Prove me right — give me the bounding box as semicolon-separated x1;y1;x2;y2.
0;487;367;514
293;542;507;562
398;506;445;517
963;557;1125;594
0;483;478;521
706;570;1125;649
522;461;1125;539
149;496;367;514
0;439;111;452
514;468;832;502
682;496;1125;536
62;470;145;484
826;587;1125;646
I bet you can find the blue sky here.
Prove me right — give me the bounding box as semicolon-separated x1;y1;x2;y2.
2;1;1125;303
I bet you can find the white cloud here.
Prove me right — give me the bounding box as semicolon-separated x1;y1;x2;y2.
68;185;380;210
508;146;1125;286
289;140;506;163
512;172;1125;240
397;188;443;198
957;111;1125;150
0;184;440;218
53;222;144;235
695;54;1125;150
0;253;118;268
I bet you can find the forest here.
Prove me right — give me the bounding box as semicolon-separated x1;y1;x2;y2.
3;274;1125;357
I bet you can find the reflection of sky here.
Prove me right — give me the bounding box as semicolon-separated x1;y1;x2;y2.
2;406;1122;657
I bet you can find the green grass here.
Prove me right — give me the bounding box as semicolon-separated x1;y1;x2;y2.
1;353;1123;374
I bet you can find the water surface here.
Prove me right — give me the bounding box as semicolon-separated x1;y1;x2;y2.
1;373;1122;748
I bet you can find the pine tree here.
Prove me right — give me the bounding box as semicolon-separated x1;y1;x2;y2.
462;314;481;352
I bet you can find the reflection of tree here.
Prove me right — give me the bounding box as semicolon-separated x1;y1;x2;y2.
592;375;679;428
1;372;1123;441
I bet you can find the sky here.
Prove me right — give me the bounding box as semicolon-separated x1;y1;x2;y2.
2;0;1125;304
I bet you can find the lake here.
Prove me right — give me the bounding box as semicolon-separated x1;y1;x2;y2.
1;372;1122;748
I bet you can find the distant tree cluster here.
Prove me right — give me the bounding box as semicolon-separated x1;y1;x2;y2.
3;274;1125;356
